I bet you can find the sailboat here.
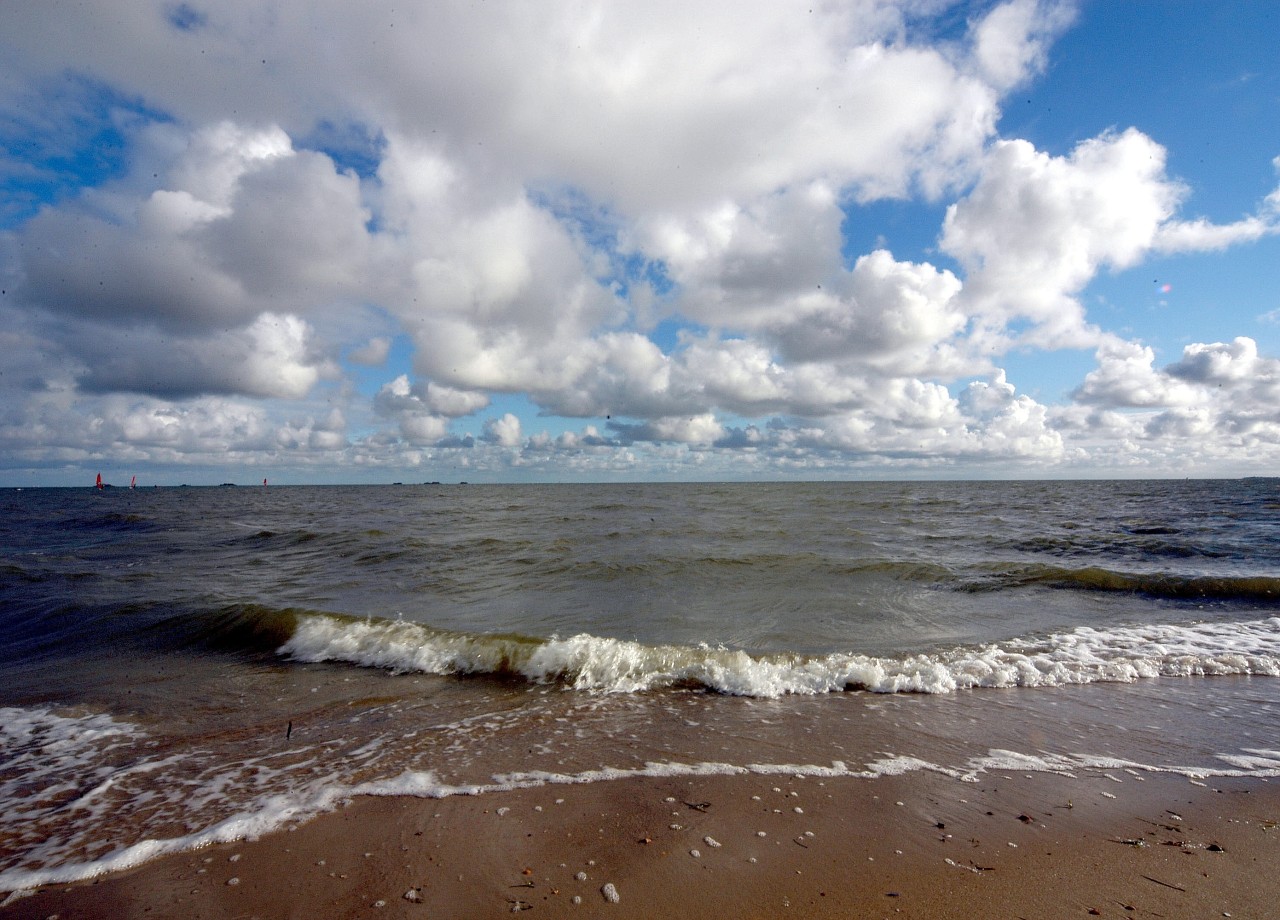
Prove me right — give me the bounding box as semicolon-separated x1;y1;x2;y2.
130;475;136;490
95;473;103;490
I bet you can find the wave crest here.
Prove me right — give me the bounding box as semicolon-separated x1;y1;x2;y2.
279;614;1280;698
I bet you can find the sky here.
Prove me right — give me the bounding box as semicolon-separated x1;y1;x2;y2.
2;0;1280;485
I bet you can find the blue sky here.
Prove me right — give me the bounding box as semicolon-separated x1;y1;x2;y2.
2;0;1279;484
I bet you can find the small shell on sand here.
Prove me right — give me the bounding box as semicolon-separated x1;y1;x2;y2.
601;882;620;903
703;836;721;848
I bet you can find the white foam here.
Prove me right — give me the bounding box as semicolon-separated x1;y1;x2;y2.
280;614;1280;699
8;737;1280;897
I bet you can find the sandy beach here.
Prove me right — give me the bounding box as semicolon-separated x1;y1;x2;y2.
4;764;1277;919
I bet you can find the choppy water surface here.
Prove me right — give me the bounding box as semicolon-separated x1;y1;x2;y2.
3;479;1280;891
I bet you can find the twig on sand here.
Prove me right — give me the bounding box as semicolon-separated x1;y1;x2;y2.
1141;874;1186;892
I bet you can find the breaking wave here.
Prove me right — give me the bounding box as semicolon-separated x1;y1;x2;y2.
279;613;1280;698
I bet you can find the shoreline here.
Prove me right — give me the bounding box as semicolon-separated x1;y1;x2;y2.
5;765;1278;918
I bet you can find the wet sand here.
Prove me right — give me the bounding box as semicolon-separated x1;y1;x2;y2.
4;766;1278;919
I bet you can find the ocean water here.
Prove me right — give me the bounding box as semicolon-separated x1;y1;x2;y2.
3;479;1280;892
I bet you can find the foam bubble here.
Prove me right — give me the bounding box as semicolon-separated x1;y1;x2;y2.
8;738;1280;897
279;614;1280;699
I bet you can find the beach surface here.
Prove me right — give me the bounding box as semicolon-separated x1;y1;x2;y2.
5;766;1277;919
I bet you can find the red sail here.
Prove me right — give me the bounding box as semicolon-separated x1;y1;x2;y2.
95;473;103;489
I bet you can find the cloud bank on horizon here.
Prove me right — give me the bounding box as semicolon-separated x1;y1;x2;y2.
2;0;1280;483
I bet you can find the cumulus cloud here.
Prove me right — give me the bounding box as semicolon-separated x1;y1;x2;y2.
482;412;523;448
941;128;1280;351
941;129;1180;347
1072;338;1200;409
9;122;368;402
1075;335;1280;413
768;249;965;365
372;374;488;445
970;0;1073;91
612;413;727;446
1051;334;1280;473
15;123;374;327
628;182;846;328
71;313;329;399
2;0;1280;479
1164;337;1280;390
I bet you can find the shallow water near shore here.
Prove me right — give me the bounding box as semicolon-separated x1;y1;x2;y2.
3;479;1280;891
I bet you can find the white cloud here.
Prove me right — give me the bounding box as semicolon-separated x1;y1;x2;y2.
769;249;965;364
377;134;625;394
371;374;481;446
958;371;1063;459
399;414;451;445
1075;335;1280;415
1072;338;1200;408
629;182;845;328
1166;337;1268;385
970;0;1074;92
483;412;523;448
1049;334;1280;473
3;0;1280;479
9;122;368;400
941;128;1280;353
349;336;391;366
1153;216;1275;253
71;313;327;399
695;371;1065;464
421;382;491;418
941;129;1180;347
617;413;726;446
276;407;349;452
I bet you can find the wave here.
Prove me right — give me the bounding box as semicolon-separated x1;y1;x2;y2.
965;564;1280;602
5;700;1279;897
279;613;1280;698
166;603;303;653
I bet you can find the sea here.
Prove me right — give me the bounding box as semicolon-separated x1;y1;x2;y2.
4;479;1280;894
